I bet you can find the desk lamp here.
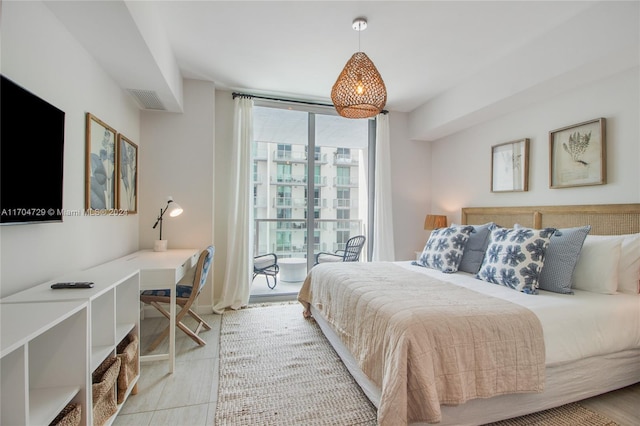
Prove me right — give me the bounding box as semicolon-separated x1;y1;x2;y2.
152;196;183;251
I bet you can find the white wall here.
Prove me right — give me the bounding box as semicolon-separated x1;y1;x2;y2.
388;112;432;260
0;1;140;298
139;79;215;309
428;67;640;225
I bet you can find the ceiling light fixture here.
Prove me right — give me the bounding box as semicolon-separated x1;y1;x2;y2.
331;17;387;119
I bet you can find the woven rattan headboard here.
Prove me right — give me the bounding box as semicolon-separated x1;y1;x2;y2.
461;204;640;235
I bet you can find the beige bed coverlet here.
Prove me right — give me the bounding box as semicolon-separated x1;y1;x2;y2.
298;262;545;425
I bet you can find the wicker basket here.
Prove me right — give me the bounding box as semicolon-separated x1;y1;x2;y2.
92;356;121;426
116;333;139;403
49;402;81;426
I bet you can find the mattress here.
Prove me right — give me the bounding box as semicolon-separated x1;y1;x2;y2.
306;261;640;425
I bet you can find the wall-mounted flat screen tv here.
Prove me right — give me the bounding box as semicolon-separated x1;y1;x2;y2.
1;75;66;224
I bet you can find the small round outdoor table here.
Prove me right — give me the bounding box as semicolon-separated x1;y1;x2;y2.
278;258;307;282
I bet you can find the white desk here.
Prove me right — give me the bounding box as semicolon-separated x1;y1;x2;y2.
120;249;199;373
1;248;198;374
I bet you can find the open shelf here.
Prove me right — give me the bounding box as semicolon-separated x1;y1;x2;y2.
1;270;140;425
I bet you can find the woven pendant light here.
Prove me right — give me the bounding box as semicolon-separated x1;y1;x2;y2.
331;18;387;119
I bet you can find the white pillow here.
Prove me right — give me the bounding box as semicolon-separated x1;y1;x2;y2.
581;234;640;294
619;233;640;294
572;236;622;294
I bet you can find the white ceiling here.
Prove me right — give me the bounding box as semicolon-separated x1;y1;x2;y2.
45;1;639;138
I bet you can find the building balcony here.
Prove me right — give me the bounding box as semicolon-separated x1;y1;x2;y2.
254;218;364;257
252;149;269;160
271;175;328;186
334;176;358;187
273;150;328;164
333;198;358;209
333;154;359;166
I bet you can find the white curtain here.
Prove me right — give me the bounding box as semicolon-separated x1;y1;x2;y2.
213;96;254;313
371;113;396;261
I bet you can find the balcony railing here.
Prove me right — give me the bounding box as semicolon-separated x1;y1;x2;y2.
254;218;363;258
252;149;268;160
333;154;359;165
334;176;358;187
271;175;328;186
273;150;328;164
333;198;358;209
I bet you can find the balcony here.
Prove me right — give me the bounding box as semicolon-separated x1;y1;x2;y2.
333;154;359;166
272;150;328;164
271;175;328;186
273;150;305;163
334;176;358;187
333;198;358;209
254;218;364;257
251;218;365;301
252;148;268;161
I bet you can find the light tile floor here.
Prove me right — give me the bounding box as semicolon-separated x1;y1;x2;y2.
114;313;222;426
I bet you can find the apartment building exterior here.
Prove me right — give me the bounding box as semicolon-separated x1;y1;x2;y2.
253;141;365;261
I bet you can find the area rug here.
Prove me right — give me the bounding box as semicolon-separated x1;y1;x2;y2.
484;403;618;425
214;302;377;425
214;302;618;426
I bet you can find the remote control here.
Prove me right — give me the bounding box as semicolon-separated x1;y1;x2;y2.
51;282;94;289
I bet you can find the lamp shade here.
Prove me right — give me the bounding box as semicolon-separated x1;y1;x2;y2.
424;214;447;230
167;202;183;217
331;52;387;119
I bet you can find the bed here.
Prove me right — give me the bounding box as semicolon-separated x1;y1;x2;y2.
298;204;640;426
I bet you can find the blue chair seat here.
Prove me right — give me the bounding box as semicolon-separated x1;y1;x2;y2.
141;284;193;299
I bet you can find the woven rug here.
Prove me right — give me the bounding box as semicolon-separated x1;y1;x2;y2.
214;302;618;426
214;302;376;425
484;403;618;425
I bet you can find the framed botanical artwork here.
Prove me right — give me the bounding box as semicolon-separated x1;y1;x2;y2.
549;118;606;189
491;138;529;192
85;113;117;211
117;134;138;214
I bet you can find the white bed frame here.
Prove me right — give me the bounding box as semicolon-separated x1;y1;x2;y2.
312;203;640;425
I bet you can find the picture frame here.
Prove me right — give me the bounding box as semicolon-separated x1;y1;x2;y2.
85;113;117;211
117;134;138;214
491;138;529;192
549;118;606;189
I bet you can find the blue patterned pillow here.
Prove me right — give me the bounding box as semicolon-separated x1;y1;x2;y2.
476;227;555;294
417;225;474;273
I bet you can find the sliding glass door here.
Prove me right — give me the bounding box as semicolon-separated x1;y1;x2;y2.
252;102;372;288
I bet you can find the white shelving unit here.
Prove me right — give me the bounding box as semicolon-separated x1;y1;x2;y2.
1;266;141;425
1;301;88;425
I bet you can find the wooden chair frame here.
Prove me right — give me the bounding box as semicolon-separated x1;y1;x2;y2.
140;246;214;351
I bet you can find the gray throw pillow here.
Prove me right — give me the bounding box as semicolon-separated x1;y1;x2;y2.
534;225;591;294
453;222;496;274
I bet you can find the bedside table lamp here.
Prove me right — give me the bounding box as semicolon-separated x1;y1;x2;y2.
424;214;447;230
152;196;183;251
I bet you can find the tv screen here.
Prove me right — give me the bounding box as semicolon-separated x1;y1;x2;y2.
1;75;66;224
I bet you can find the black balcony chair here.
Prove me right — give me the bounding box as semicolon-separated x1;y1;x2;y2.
315;235;366;265
253;253;279;289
